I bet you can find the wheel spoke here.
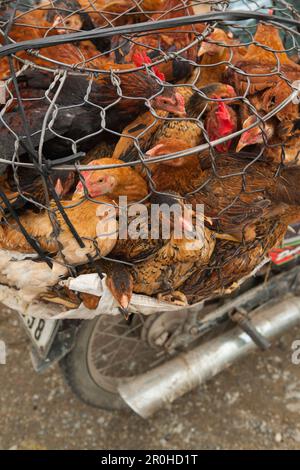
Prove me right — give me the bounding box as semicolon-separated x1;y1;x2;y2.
91;323;144;359
87;313;180;391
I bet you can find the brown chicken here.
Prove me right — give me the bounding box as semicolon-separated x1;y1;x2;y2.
113;82;236;162
112;109;168;161
50;0;163;31
0;3;100;77
260;80;299;123
0;166;75;215
235;73;299;163
146;138;300;243
197;28;246;87
227;22;300;96
83;141;116;163
0;158;149;307
112;0;202;82
147;83;237;151
110;191;188;262
181;218;288;304
75;194;215;308
236;114;300;164
131;221;215;305
0;195;118;303
63;191;204;311
63;259;134;315
204;100;238;153
73;157;148;202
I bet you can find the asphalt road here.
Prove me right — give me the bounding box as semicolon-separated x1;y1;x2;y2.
1;304;300;450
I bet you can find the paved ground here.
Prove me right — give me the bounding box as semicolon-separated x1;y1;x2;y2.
1;304;300;450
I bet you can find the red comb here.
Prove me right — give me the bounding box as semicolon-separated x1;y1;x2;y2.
215;102;235;152
133;50;165;82
216;102;232;130
133;50;151;67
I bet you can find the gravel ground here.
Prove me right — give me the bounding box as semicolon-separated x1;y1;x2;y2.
1;304;300;450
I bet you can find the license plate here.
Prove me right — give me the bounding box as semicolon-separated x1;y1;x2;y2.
19;314;60;358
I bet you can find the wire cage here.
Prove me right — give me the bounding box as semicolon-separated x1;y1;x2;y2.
0;0;300;314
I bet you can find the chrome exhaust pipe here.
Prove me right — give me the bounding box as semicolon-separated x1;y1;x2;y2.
118;296;300;418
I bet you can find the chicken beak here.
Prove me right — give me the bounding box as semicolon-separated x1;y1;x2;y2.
52;15;66;33
236;137;248;153
119;293;131;310
118;294;131;320
54;178;64;197
198;41;210;58
198;41;220;58
146;144;164;158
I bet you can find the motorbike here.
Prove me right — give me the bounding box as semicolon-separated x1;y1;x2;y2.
17;228;300;418
3;0;300;418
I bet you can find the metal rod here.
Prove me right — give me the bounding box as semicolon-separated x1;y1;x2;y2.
1;11;300;58
118;295;300;418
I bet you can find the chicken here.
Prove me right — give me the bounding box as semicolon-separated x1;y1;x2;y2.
0;195;118;302
0;4;53;79
197;28;242;86
261;80;299;123
0;2;108;78
73;157;148;202
181;218;288;304
111;192;185;262
0;64;185;167
146;138;300;243
62;259;134;315
31;158;148;310
235;66;300;162
45;0;98;31
112;109;168;161
0;158;149;303
60;191;204;310
18;41;102;71
115;82;236;162
69;193;215;308
148;84;237;152
7;0;109;52
83;141;116;163
204;101;238;153
49;0;163;34
112;0;202;82
131;222;215;305
0;189;118;260
0;166;75;215
46;0;136;52
236;115;300;164
227;22;300;95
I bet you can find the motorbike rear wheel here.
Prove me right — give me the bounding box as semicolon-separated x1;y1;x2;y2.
60;312;183;410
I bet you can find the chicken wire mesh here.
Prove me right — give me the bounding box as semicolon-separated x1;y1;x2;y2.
0;0;300;312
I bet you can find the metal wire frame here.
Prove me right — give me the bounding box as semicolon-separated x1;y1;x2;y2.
0;0;300;305
0;2;299;168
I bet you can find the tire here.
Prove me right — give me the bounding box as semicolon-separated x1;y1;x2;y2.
60;317;128;411
60;311;189;410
